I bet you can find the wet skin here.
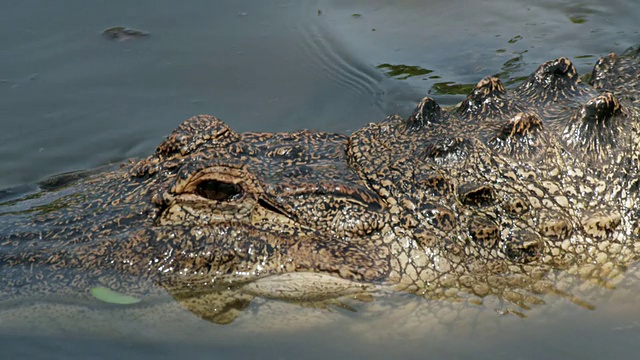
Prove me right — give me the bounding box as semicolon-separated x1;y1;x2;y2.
1;50;639;323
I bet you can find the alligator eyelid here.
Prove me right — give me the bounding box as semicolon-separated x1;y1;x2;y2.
195;179;244;201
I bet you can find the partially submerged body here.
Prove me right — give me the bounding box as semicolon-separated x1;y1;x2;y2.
1;49;639;324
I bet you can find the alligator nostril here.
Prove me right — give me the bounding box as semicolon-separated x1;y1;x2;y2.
196;180;244;201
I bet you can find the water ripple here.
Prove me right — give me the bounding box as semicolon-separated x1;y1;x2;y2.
293;8;385;111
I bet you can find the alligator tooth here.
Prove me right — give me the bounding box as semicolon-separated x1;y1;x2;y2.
404;97;448;131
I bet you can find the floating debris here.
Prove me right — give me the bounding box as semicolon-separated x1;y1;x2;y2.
103;26;149;41
91;286;141;305
377;63;433;80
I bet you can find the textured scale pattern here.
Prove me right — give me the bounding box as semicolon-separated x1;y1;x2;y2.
1;49;639;323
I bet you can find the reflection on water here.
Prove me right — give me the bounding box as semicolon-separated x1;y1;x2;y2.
2;270;640;359
295;13;385;103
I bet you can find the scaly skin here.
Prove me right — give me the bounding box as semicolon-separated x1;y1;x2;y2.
1;50;639;323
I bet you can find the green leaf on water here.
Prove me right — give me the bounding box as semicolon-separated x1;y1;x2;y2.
377;63;433;80
91;286;141;305
430;81;477;95
569;16;586;24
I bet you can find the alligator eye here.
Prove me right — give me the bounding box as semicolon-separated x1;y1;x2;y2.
195;180;243;201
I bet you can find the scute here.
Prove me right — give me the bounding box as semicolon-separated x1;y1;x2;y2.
457;183;495;206
405;96;449;131
458;76;525;123
156;115;240;157
487;112;546;158
591;50;640;106
468;218;500;248
514;57;598;109
581;211;622;239
503;231;543;263
420;136;472;164
539;216;573;240
562;92;626;163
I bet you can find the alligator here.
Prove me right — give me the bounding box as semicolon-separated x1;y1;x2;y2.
1;49;640;325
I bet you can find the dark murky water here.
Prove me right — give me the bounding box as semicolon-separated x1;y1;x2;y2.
1;0;640;358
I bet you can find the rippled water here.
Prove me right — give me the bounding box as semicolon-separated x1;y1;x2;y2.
1;0;640;358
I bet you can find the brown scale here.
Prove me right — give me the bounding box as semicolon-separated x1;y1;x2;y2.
591;51;640;106
486;112;548;160
561;92;634;166
456;76;531;138
404;96;453;133
514;57;600;128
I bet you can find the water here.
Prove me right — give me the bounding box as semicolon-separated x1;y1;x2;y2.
1;0;640;358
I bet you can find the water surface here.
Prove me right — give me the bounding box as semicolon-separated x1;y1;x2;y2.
1;0;640;358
